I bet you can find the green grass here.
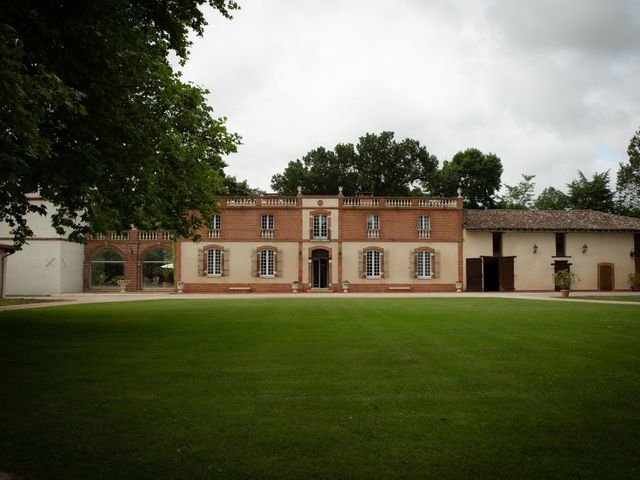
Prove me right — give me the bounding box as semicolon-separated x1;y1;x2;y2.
572;295;640;302
1;298;639;480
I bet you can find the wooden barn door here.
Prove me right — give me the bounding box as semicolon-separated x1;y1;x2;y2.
498;257;515;291
598;264;614;291
466;258;483;292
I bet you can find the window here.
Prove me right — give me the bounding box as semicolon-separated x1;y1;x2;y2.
90;248;125;288
141;247;173;288
261;214;274;238
418;215;430;239
313;214;328;239
206;249;222;276
208;214;221;238
367;215;380;238
259;249;275;277
555;233;566;256
261;214;274;230
492;232;502;256
365;250;381;278
416;250;433;279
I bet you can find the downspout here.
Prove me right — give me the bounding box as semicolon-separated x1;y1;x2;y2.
0;250;16;299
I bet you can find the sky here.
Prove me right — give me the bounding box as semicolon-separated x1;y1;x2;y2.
179;0;640;195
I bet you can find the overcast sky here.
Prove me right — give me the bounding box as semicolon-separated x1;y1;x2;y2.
179;0;640;195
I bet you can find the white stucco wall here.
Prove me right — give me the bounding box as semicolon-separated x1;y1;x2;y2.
464;230;636;291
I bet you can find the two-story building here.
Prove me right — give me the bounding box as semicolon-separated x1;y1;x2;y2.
85;191;465;293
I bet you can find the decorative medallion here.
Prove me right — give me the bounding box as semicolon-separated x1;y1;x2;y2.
317;200;324;206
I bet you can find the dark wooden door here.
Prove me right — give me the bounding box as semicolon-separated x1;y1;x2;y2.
598;264;613;291
466;258;483;292
499;257;515;291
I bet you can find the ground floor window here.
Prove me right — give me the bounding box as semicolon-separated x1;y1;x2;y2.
90;248;125;288
365;250;381;278
416;251;432;278
142;247;173;289
259;249;275;277
207;249;223;276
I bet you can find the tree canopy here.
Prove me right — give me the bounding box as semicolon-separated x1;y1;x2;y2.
534;187;569;210
566;170;615;213
616;128;640;216
427;148;503;209
271;132;438;196
1;0;241;248
497;174;536;209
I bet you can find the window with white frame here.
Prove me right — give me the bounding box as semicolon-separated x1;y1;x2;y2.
208;214;222;238
367;215;379;230
206;249;222;276
313;214;328;239
261;214;274;230
416;250;433;279
418;215;430;239
365;250;381;278
259;249;275;277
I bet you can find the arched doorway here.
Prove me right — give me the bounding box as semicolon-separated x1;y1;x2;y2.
142;247;173;289
311;249;329;288
90;248;125;289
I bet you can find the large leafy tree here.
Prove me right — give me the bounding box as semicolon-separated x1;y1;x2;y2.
616;128;640;216
1;0;240;248
567;170;615;213
534;187;569;210
427;148;503;209
271;132;438;196
497;174;536;209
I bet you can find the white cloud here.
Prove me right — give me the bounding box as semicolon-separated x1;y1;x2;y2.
180;0;640;194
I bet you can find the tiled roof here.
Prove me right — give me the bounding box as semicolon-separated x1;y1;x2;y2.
464;209;640;232
0;244;16;252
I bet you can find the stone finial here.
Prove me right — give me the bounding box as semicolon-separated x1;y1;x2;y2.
338;186;344;196
457;186;463;198
297;185;303;196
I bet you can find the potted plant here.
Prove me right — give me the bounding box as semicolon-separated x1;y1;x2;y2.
160;267;173;288
628;273;640;292
553;271;579;298
291;280;299;293
113;275;129;293
341;280;350;293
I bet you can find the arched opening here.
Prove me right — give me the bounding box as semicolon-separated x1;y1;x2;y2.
90;248;125;289
142;247;174;289
311;249;329;288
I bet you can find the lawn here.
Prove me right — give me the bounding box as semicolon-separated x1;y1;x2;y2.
0;298;638;480
572;295;640;302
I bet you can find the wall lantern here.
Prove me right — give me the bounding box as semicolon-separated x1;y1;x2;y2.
631;248;636;258
532;244;538;254
582;244;588;254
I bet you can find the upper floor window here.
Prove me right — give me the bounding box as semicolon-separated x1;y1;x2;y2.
208;214;221;238
492;232;502;256
365;250;381;278
261;214;274;239
418;215;430;239
259;249;276;277
206;248;223;276
367;215;380;238
416;250;433;279
555;233;566;257
313;214;328;239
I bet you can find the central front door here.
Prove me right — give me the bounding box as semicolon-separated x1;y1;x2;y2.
311;249;329;288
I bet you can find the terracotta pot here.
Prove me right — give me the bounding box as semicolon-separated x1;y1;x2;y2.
560;289;570;298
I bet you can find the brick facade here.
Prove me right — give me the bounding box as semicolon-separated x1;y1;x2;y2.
84;194;464;293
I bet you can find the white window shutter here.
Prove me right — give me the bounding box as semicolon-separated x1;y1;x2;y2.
197;247;204;276
223;249;230;276
358;249;364;278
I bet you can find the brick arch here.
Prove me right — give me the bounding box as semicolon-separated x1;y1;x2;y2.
139;243;172;260
308;246;332;259
84;242;127;262
414;246;435;253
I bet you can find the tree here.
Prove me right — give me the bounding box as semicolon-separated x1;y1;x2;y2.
427;148;503;209
271;132;438;196
534;187;569;210
616;128;640;216
497;174;536;209
567;170;615;212
0;1;240;248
